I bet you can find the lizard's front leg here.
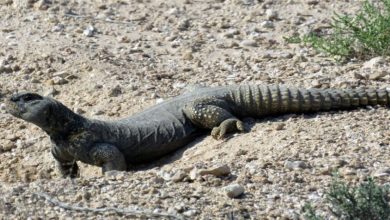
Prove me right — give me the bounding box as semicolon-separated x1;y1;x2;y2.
183;97;245;139
51;147;79;178
89;143;127;174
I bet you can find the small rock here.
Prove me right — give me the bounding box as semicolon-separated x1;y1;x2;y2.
224;29;240;38
53;71;69;78
2;141;16;151
311;79;322;88
198;164;231;177
261;21;274;28
223;183;245;198
183;209;197;217
83;25;95;37
306;0;319;5
189;168;199;180
108;85;122;97
362;57;386;69
52;24;64;32
177;19;190;31
35;0;50;10
74;108;85;114
52;76;68;85
156;98;164;104
368;71;387;80
373;167;390;177
245;162;260;175
182;51;193;60
6;134;18;141
171;170;187;183
118;36;130;43
361;57;389;80
0;64;13;73
0;103;6;112
265;9;278;20
43;87;59;97
340;168;357;176
274;123;285;130
284;160;307;170
158;170;173;181
241;39;257;47
331;159;348;168
92;109;105;116
104;170;126;180
173;82;187;89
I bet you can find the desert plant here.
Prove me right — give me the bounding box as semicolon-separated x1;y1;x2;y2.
286;0;390;61
303;177;390;220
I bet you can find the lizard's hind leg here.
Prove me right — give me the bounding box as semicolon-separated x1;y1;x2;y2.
183;97;245;139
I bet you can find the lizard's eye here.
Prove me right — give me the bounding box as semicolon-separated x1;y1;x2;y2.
12;93;43;102
23;95;35;102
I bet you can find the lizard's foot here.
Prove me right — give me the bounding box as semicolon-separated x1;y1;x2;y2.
57;161;80;178
211;118;245;139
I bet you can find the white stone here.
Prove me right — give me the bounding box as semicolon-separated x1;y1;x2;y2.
265;9;278;20
223;184;245;198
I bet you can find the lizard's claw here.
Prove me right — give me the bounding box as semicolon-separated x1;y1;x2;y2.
211;118;245;140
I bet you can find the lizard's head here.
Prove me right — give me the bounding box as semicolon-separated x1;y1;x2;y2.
6;92;54;126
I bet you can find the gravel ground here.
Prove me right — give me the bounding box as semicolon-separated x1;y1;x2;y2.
1;0;390;219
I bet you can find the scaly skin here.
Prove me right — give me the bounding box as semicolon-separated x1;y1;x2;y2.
6;85;390;177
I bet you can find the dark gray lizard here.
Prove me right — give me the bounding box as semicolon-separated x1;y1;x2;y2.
6;84;390;177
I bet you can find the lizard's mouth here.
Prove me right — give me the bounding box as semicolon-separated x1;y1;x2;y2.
6;92;44;117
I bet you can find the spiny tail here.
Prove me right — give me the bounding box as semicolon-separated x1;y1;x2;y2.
231;84;390;117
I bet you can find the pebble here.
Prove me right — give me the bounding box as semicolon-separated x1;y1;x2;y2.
108;85;122;97
362;57;386;69
43;87;59;97
183;209;197;217
156;98;164;104
74;108;85;114
261;21;274;28
92;109;105;116
83;25;95;37
171;170;187;182
361;56;389;80
368;71;387;80
284;160;308;170
265;9;278;20
373;168;390;177
53;71;69;78
340;168;357;177
52;24;64;32
198;164;231;177
245;162;260;175
51;76;68;85
0;103;6;112
177;19;190;31
274;123;285;130
241;39;258;47
223;183;245;198
182;51;193;60
2;141;16;151
223;29;240;38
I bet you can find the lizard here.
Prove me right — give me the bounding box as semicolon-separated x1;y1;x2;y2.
5;84;390;178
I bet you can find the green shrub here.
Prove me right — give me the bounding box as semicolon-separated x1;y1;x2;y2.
303;177;390;220
286;0;390;61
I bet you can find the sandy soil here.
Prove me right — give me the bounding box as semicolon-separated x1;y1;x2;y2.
1;0;390;219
